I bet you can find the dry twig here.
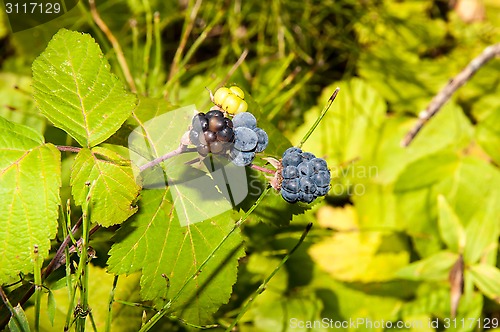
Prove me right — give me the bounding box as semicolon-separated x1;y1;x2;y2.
401;43;500;147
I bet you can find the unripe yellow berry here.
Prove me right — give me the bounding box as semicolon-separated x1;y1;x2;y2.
229;86;245;99
234;100;248;114
222;94;240;114
213;87;230;106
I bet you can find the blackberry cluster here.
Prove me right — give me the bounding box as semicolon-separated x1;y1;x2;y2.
189;109;235;156
280;147;331;203
229;112;269;166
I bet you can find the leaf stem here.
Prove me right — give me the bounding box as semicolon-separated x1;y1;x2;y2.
138;186;273;332
225;223;313;331
298;87;340;149
88;0;137;93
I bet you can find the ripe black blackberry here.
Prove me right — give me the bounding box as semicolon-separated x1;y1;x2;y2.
189;109;235;156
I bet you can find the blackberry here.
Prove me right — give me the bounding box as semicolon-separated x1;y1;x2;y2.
228;112;269;167
280;147;331;203
189;112;235;156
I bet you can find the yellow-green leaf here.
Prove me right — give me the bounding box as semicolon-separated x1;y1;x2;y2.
32;29;137;148
70;146;141;227
0;116;61;285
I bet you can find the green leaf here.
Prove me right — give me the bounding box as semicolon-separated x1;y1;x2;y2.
47;290;56;326
394;154;500;258
292;78;386;166
394;151;459;192
309;231;409;282
32;29;137;148
107;189;244;325
468;264;500;303
437;195;466;253
395;251;458;281
8;305;30;332
0;117;61;284
242;290;324;332
314;273;403;327
70;146;141;227
464;193;500;265
476;107;500;165
0;73;46;135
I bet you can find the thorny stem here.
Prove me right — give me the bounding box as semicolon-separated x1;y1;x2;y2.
33;245;42;332
73;182;93;331
89;0;137;93
56;144;277;176
401;42;500;147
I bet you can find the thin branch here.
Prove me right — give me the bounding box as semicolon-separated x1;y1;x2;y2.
401;42;500;147
139;145;190;172
217;49;249;90
298;87;340;148
89;0;137;93
43;218;83;279
0;286;29;332
4;220;101;328
164;0;203;97
250;164;275;175
13;218;83;309
56;145;82;153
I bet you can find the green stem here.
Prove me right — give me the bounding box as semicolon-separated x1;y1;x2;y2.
66;182;93;332
33;245;42;332
149;11;162;96
74;182;93;331
142;0;153;94
105;275;119;332
64;200;74;297
225;223;313;331
297;87;340;148
138;186;272;332
163;0;203;99
162;3;223;99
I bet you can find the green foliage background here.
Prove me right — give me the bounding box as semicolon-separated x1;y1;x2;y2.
1;0;500;331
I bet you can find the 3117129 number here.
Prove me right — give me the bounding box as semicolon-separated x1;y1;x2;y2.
5;2;61;14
